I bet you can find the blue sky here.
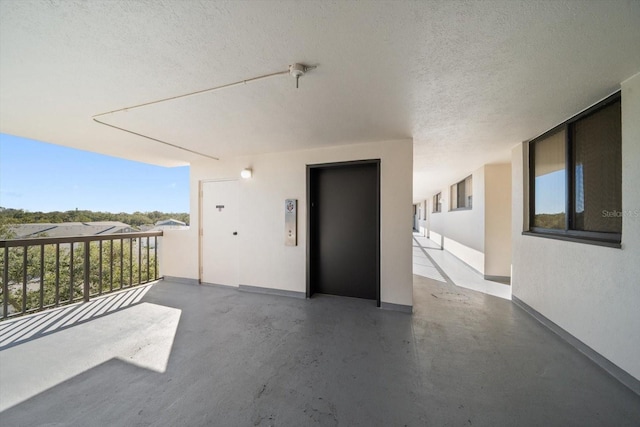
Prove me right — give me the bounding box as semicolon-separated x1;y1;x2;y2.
535;170;566;215
0;134;190;213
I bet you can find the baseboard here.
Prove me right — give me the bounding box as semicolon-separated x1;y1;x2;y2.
238;284;306;299
162;276;199;286
163;278;412;313
512;295;640;396
380;302;413;314
200;282;238;289
484;275;511;285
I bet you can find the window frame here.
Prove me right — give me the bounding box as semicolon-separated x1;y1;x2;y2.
450;175;473;211
433;193;442;213
525;92;621;248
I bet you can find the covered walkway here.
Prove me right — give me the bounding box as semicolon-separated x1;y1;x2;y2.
412;233;512;299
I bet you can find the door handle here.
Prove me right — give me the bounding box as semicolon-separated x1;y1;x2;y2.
233;232;238;236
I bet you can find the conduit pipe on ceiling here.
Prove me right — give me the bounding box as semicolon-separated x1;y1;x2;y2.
91;65;316;161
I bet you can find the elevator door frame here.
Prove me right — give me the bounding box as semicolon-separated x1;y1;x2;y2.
306;159;381;307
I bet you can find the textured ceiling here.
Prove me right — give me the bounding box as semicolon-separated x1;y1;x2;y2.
1;0;639;200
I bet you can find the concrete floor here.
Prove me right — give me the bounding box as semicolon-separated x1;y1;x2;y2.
413;234;512;299
1;268;639;425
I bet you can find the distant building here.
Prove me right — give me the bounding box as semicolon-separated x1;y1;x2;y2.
153;219;188;231
8;221;136;239
154;219;187;227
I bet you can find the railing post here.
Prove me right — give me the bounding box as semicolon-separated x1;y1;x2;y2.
109;240;114;292
2;247;8;319
146;236;150;283
39;245;44;309
120;238;124;289
83;240;90;302
55;243;60;306
22;246;27;314
154;236;158;280
129;238;133;287
98;240;103;295
70;244;74;302
138;237;142;285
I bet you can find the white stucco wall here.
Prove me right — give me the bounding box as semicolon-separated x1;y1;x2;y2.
162;139;414;308
417;199;428;236
426;164;512;278
511;72;640;380
484;164;512;277
428;167;486;274
428;230;443;248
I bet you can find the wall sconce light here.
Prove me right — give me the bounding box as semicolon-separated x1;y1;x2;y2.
240;168;253;179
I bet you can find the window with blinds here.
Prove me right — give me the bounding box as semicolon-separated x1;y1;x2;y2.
528;92;621;246
532;129;566;229
450;175;472;210
572;101;622;233
433;193;442;213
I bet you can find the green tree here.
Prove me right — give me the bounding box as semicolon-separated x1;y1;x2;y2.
0;207;189;227
1;238;158;317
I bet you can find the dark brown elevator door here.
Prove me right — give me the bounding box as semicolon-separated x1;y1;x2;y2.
310;161;379;301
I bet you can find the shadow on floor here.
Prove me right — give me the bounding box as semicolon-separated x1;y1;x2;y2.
413;234;512;299
1;279;639;426
0;284;154;350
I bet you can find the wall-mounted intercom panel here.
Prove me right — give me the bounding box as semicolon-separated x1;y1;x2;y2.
285;199;297;246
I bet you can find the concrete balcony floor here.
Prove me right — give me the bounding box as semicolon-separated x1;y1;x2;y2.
1;268;639;425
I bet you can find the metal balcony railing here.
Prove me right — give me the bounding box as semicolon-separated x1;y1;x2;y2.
0;231;163;319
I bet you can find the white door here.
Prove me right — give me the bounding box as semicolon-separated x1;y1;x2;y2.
201;180;239;286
